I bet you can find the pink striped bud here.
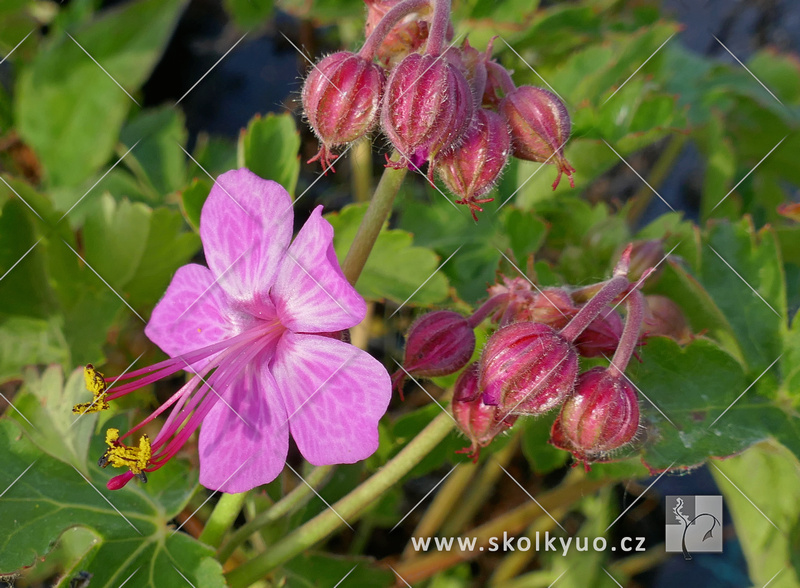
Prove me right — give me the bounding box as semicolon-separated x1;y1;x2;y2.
302;51;385;170
499;86;575;190
479;322;578;416
644;295;691;343
436;108;511;220
392;310;475;397
549;367;639;463
453;363;516;462
381;52;474;174
628;240;665;284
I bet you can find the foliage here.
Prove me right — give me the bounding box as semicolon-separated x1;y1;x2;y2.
1;0;800;586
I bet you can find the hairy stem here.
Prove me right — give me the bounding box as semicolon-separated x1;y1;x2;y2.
609;290;644;376
559;276;628;342
424;0;452;56
225;411;456;587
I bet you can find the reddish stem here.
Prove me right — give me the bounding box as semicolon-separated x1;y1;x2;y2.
559;276;628;342
608;290;645;376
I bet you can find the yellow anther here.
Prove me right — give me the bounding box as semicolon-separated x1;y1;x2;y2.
84;364;108;396
98;427;151;477
72;364;110;414
72;400;110;414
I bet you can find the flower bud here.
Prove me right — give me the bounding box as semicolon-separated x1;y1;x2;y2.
528;288;576;329
643;295;691;343
499;86;575;190
435;109;510;220
453;363;516;461
574;308;623;358
302;51;385;170
628;240;665;285
364;0;453;67
549;367;639;462
392;310;476;396
444;38;489;107
479;322;578;416
381;52;474;173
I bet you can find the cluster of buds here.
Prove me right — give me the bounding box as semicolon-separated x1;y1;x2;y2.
393;246;690;465
301;0;576;219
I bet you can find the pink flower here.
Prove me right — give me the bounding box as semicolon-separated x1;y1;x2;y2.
83;169;391;493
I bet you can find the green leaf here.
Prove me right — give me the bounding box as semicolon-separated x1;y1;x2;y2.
327;203;449;306
700;219;786;373
711;442;800;588
397;191;547;303
0;316;70;383
15;0;187;188
631;337;800;470
10;366;97;468
237;113;301;196
180;178;212;233
650;259;743;363
125;207;200;309
0;198;56;319
0;369;223;586
119;106;189;200
748;50;800;105
82;194;151;290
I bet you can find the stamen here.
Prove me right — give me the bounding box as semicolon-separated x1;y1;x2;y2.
72;365;110;413
99;428;152;481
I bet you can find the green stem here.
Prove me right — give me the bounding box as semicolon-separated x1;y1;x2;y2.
225;411;456;587
350;139;374;204
217;465;333;563
342;159;408;285
199;492;247;549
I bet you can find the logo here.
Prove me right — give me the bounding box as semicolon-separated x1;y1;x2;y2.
665;495;723;559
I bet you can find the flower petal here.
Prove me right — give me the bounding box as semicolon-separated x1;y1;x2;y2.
145;264;232;368
200;168;293;303
272;207;366;332
272;332;391;465
198;359;289;492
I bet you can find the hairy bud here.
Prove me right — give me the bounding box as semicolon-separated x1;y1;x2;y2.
436;109;511;220
479;322;578;416
499;86;575;190
392;310;475;397
302;51;385;170
381;52;474;174
550;367;639;463
453;364;516;462
643;295;691;343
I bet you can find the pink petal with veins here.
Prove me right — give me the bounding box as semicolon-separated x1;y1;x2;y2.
145;264;232;371
272;207;366;332
200;168;293;304
198;359;289;493
272;332;391;465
